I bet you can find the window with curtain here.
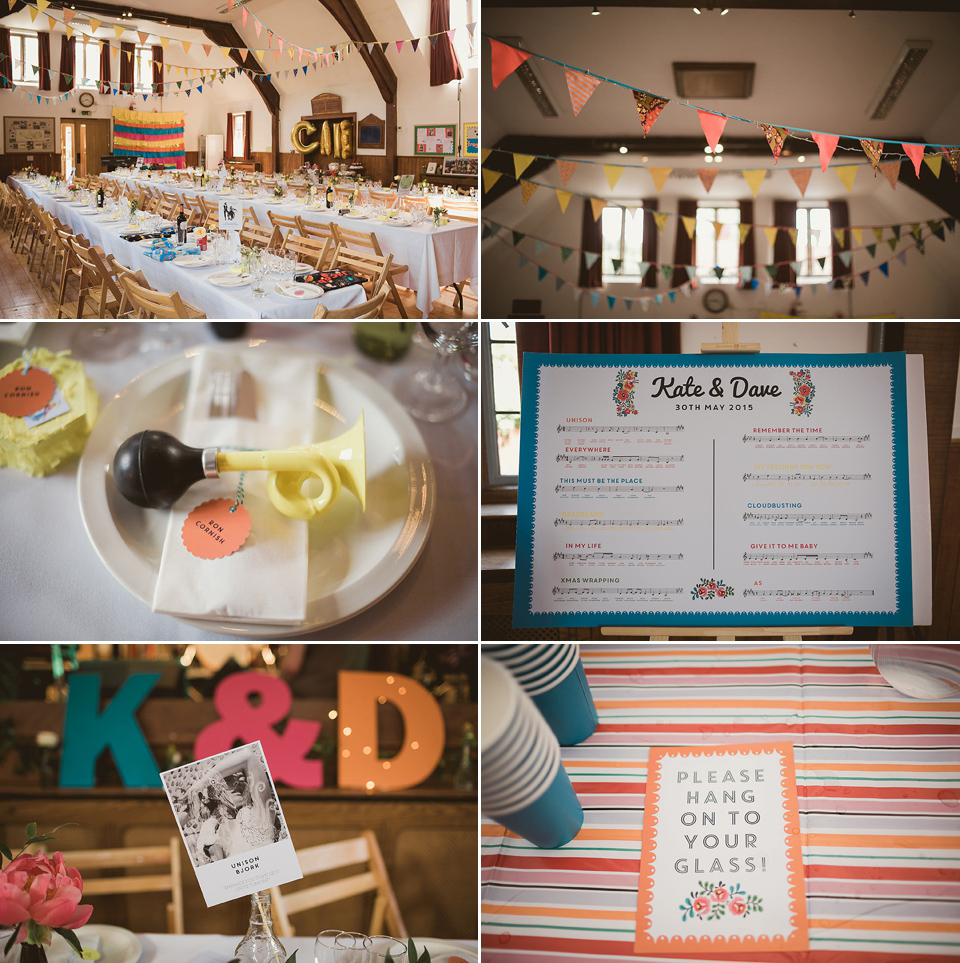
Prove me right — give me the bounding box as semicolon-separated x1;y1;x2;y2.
796;205;832;285
58;34;75;91
696;204;741;284
481;322;521;485
429;0;463;86
151;44;163;94
601;204;644;281
37;31;50;90
133;45;153;91
10;31;39;85
227;112;250;159
75;37;99;88
119;41;135;92
449;0;476;67
99;39;111;94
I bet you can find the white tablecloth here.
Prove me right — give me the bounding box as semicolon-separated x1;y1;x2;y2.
101;172;478;316
11;177;365;320
0;322;477;641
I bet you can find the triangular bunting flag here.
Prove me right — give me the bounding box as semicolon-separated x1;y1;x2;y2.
537;267;548;282
892;225;901;240
653;211;669;234
632;91;668;136
481;148;492;165
887;237;898;252
686;266;697;281
811;132;840;172
860;271;870;286
47;15;55;31
859;139;883;172
910;222;922;241
833;228;846;246
648;167;671;193
512;231;525;247
817;257;826;269
625;298;633;311
923;153;943;178
698;169;717;193
36;0;50;11
712;220;724;240
565;67;601;116
698;110;726;150
941;148;960;179
182;40;192;55
713;266;725;280
62;8;74;22
763;226;778;249
482;170;502;192
866;243;876;258
88;16;101;33
520;179;538;204
850;227;862;246
741;265;753;282
396;41;404;53
605;295;615;310
411;38;420;52
873;227;884;244
902;142;925;177
556;189;573;213
137;31;149;44
255;50;265;62
255;21;262;37
897;250;907;266
739;224;752;246
681;216;696;240
584;252;600;269
765;265;778;280
789;167;812;197
834;165;857;192
637;261;650;277
879;262;890;277
590;197;606;221
560;247;573;262
839;250;853;267
790;260;803;275
489;38;532;89
517;257;529;270
65;25;73;39
481;224;494;240
589;291;600;307
28;5;38;21
113;23;125;38
603;165;622;190
759;124;788;164
221;46;230;59
556;159;578;185
662;265;674;281
513;153;534;179
742;169;766;197
787;227;798;245
556;277;565;292
929;221;945;242
202;43;212;57
611;257;622;273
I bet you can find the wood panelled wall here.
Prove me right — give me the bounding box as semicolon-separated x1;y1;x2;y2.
0;153;60;180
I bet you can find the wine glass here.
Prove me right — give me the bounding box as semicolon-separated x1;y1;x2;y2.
365;937;407;963
394;322;477;422
70;323;140;362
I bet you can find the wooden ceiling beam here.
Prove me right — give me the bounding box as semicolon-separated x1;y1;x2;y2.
485;0;957;10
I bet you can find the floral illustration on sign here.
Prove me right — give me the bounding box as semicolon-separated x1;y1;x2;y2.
690;577;733;600
680;881;763;921
789;369;815;417
613;369;638;417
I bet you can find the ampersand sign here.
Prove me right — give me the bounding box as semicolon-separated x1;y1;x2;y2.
194;671;322;789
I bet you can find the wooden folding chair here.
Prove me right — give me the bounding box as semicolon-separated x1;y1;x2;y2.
57;837;184;934
56;228;86;318
180;193;205;228
268;831;406;939
368;188;399;210
70;239;125;318
313;289;388;319
401;194;430;214
296;217;334;247
268;211;303;238
329;224;408;318
240;223;281;250
117;273;206;319
279;233;331;271
105;255;154;318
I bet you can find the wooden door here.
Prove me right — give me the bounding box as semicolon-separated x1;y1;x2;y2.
60;121;75;178
80;119;111;176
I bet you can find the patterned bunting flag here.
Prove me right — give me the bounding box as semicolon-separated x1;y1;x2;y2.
556;160;579;185
590;198;606;221
632;91;668;136
742;169;766;197
811;132;840;172
763;226;779;249
789;168;812;197
878;161;899;190
759;124;788;164
834;165;857;193
941;148;960;179
565;68;601;116
923;154;943;178
603;165;622;190
681;216;696;240
697;169;717;193
860;139;884;172
648;167;671;193
698;110;726;150
556;189;573;213
653;212;669;234
520;180;538;204
490;38;532;89
513;153;535;178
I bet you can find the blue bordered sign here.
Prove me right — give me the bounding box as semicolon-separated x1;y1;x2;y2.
513;352;914;628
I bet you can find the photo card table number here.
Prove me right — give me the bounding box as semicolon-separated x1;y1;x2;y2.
635;742;808;953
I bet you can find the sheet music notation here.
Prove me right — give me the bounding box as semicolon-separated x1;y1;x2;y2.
742;588;875;597
553;551;683;561
556;454;684;463
743;551;873;561
555;484;684;493
557;424;685;434
552;586;683;596
743;472;872;482
743;512;872;521
742;433;870;444
554;518;684;527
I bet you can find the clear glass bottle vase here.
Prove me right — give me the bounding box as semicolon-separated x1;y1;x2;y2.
235;890;287;963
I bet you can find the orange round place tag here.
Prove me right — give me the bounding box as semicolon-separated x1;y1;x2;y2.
182;497;251;560
0;366;56;418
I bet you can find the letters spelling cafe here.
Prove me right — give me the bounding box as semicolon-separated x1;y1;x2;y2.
0;645;478;960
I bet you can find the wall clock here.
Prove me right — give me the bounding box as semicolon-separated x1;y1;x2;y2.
703;287;729;314
78;92;95;107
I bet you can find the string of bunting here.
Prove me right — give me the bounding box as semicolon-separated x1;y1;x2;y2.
486;221;951;311
486;35;960;174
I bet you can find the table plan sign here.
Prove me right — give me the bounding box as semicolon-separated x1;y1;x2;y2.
514;352;920;628
635;742;808;953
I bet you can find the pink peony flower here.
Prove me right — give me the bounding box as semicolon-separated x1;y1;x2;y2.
708;581;717;591
711;887;728;902
716;588;726;598
729;898;747;916
693;896;711;915
0;852;93;942
698;586;708;597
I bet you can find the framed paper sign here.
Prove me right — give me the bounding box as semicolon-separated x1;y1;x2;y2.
514;352;929;628
635;742;808;953
463;122;478;156
4;116;56;153
414;124;456;156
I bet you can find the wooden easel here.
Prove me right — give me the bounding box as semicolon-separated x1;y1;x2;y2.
601;323;854;643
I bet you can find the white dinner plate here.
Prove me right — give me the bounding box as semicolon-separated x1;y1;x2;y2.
346;211;368;219
43;925;143;963
174;254;214;268
274;281;322;299
79;209;100;216
208;271;251;286
76;343;435;637
410;940;477;963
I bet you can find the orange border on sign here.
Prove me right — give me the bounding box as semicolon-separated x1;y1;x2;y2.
634;741;808;953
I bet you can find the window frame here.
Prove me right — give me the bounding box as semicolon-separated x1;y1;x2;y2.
132;44;154;93
481;322;520;495
795;202;833;286
601;203;645;282
75;36;100;90
10;31;39;87
694;202;742;285
450;0;477;67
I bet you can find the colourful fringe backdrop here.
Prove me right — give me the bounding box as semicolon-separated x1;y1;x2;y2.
112;108;186;168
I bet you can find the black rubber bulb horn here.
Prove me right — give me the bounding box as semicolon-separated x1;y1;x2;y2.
113;430;218;509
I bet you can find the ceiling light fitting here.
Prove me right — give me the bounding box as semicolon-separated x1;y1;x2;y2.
619;146;628;154
591;6;600;14
866;39;931;119
501;37;558;117
848;10;856;18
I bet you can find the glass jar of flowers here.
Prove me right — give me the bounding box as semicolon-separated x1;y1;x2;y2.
431;205;448;227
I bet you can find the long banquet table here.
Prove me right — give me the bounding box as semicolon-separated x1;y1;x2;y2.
11;177;365;320
481;644;960;962
101;171;479;316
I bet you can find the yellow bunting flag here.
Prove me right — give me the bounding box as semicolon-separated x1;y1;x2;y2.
648;167;672;193
653;211;669;234
556;189;573;213
712;220;724;240
513;153;535;179
87;17;101;33
36;0;50;11
161;36;170;51
923;153;943;178
787;227;798;245
125;48;133;61
739;223;752;246
255;50;265;62
47;15;55;31
833;228;846;246
681;216;696;239
834;165;858;192
114;24;125;38
7;0;15;11
182;40;192;55
482;169;502;192
221;47;231;59
763;226;779;249
873;226;884;244
590;197;606;221
520;180;538;204
65;24;73;38
28;5;38;21
852;228;862;246
481;149;492;165
742;169;766;197
603;165;622;190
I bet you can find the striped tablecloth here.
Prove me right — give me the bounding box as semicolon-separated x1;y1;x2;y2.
481;644;960;962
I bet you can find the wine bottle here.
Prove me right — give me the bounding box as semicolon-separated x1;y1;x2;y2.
175;205;187;244
326;185;333;209
97;185;104;209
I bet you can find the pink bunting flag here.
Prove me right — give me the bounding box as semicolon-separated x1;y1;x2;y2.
878;161;899;190
698;110;727;151
565;68;601;116
489;38;532;89
556;159;579;186
860;139;884;173
697;169;717;193
632;91;668;136
759;124;788;164
255;20;262;37
901;142;925;177
941;148;959;179
242;8;248;25
789;167;812;197
811;132;840;172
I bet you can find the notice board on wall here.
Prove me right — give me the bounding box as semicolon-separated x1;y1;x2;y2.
513;352;931;629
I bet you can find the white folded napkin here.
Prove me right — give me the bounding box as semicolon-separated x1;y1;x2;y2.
152;345;316;625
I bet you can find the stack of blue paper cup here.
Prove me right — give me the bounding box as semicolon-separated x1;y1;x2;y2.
481;656;584;849
483;644;599;745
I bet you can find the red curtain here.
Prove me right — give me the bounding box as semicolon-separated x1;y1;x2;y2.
673;198;696;288
642;200;658;288
579;199;601;289
99;38;111;95
225;113;234;159
58;35;75;91
739;199;755;289
774;200;797;285
244;110;251;158
829;199;851;290
151;44;163;94
429;0;462;87
0;28;10;89
120;41;135;93
36;32;51;91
